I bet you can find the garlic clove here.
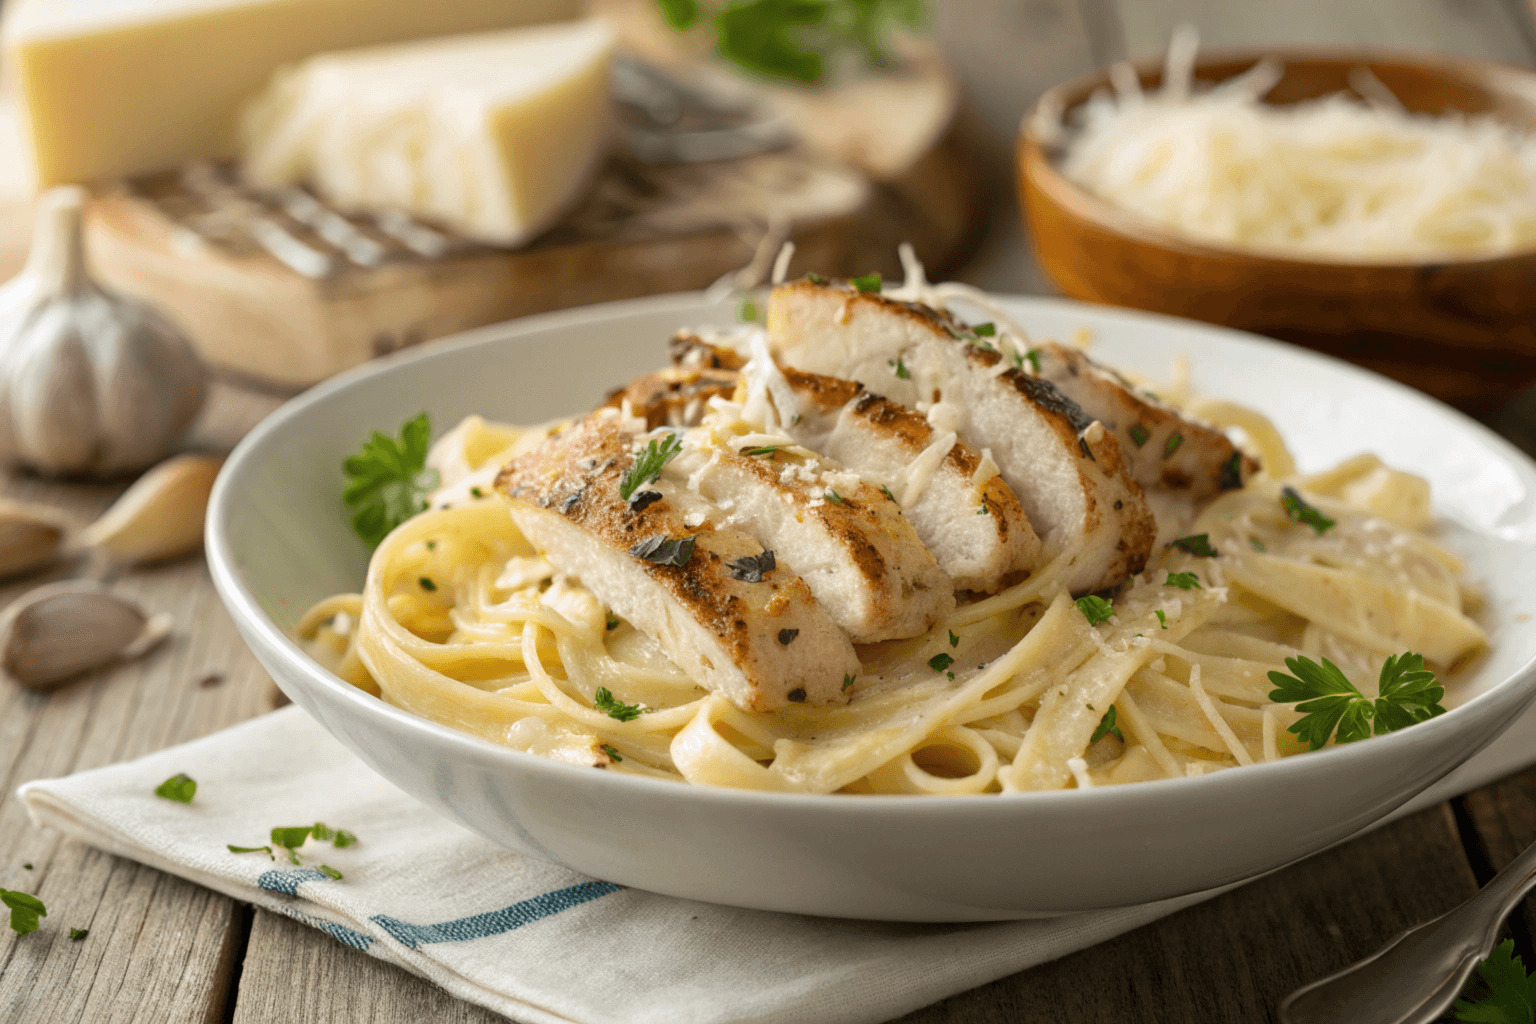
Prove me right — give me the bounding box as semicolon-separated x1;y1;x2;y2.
0;499;71;579
0;581;171;689
81;453;222;565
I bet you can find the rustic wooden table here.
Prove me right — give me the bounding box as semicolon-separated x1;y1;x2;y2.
5;1;1536;1021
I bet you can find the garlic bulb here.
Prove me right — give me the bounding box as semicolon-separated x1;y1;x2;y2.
0;187;208;477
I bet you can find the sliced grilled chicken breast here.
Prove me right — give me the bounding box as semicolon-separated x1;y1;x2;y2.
671;335;1040;593
497;411;859;712
1031;342;1258;499
765;280;1154;594
669;428;953;642
602;361;737;430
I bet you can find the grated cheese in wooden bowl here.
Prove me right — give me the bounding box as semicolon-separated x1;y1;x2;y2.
1057;28;1536;262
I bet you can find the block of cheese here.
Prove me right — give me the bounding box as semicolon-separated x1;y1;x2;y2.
1;0;583;186
239;21;614;248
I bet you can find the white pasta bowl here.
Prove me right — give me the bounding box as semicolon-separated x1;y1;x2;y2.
206;292;1536;922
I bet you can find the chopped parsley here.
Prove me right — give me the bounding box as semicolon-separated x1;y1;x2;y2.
620;432;683;500
607;618;620;631
318;865;344;881
1;889;45;936
851;272;882;293
1250;538;1267;552
629;535;696;567
1163;432;1184;459
470;487;484;499
343;412;439;548
842;674;855;691
726;549;777;582
1164;571;1201;590
418;576;437;592
1155;609;1168;629
154;773;197;803
1091;706;1123;743
928;653;954;673
742;446;780;457
1128;423;1150;448
825;490;845;504
1014;348;1041;373
227;844;275;859
1171;533;1218;557
1267;652;1445;750
738;295;759;323
595;687;644;722
1280;486;1336;535
888;356;910;379
806;272;827;285
601;744;623;762
69;928;88;941
976;503;989;515
880;485;897;503
271;826;314;864
1076;595;1114;626
949;630;959;648
972;322;996;337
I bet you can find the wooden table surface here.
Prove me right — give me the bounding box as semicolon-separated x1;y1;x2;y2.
6;1;1536;1021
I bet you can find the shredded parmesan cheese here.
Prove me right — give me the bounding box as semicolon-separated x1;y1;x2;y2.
1059;31;1536;261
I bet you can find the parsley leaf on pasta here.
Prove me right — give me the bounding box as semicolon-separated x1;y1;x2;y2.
343;413;439;548
1372;652;1447;734
1091;706;1122;743
595;687;644;722
1170;533;1218;557
1164;572;1201;590
1280;486;1336;535
1076;595;1114;626
1267;652;1444;750
620;433;682;501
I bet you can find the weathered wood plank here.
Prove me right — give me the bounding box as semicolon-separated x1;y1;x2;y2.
897;805;1480;1023
231;911;504;1024
0;384;279;1024
1457;767;1536;941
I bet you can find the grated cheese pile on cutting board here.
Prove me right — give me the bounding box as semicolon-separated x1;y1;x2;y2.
1058;32;1536;262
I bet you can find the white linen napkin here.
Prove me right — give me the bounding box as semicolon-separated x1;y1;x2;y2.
19;704;1536;1024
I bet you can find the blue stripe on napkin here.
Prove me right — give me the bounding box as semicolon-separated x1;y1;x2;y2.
257;868;332;894
370;880;624;949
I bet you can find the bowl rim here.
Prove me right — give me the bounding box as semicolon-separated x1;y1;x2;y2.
206;289;1536;815
1018;44;1536;271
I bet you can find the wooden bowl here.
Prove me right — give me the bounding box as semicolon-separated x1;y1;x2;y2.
1018;50;1536;411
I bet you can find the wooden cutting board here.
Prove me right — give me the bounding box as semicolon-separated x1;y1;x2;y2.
0;8;981;390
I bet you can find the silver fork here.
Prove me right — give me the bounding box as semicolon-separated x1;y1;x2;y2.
1278;838;1536;1023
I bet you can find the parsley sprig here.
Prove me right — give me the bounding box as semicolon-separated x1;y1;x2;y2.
343;413;439;548
659;0;926;85
620;433;683;501
1267;652;1446;750
154;773;197;803
1455;939;1536;1023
